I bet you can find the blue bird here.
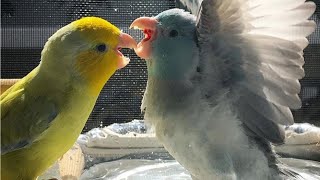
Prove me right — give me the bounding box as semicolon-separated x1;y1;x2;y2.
130;0;317;179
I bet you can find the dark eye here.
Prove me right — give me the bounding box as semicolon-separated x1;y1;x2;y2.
96;43;108;52
169;30;178;37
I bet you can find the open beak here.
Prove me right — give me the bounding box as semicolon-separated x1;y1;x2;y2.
130;17;158;60
130;17;158;30
116;32;137;69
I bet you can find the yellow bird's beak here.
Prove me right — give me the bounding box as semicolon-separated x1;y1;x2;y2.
116;32;137;69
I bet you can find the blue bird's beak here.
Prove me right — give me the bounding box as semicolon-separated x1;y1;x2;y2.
130;17;159;60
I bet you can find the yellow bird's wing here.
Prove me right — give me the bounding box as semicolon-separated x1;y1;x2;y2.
1;67;39;101
1;69;58;155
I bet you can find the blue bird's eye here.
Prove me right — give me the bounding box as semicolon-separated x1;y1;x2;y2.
169;30;178;37
96;43;108;52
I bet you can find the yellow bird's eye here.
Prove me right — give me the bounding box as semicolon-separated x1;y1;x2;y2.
96;43;108;53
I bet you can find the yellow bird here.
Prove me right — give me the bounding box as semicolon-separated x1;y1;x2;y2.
1;17;136;180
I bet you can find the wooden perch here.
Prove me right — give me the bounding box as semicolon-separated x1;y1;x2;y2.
58;143;85;180
0;79;20;94
39;143;85;180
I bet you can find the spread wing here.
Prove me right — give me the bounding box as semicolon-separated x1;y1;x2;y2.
1;69;58;155
175;0;203;15
182;0;316;143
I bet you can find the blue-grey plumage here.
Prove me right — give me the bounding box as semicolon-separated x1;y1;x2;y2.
147;10;198;80
131;0;317;179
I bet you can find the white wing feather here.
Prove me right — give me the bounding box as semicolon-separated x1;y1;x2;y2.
176;0;203;15
182;0;316;143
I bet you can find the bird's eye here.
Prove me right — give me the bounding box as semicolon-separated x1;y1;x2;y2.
169;30;178;37
96;43;108;53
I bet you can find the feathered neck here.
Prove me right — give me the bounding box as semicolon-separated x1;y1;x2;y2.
142;76;197;120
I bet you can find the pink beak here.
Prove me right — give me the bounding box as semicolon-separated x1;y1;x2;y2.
130;17;158;30
117;32;137;69
130;17;159;60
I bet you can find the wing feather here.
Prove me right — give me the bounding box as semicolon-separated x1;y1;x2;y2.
1;71;58;155
238;95;286;144
192;0;316;143
244;92;294;125
248;1;307;18
250;2;316;27
246;35;305;66
249;21;316;41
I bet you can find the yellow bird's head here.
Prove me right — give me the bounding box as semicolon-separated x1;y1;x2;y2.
40;17;137;95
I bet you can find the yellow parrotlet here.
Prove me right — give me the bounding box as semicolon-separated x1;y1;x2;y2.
1;17;136;180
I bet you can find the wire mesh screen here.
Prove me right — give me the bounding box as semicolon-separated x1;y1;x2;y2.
1;0;320;132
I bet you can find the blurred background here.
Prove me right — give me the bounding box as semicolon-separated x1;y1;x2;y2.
1;0;319;132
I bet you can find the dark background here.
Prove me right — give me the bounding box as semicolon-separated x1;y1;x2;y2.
1;0;319;132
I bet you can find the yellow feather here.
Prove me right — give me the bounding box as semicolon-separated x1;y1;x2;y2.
73;17;121;95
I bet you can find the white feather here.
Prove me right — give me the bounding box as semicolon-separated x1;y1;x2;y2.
250;3;316;28
248;0;306;16
195;0;315;146
268;64;305;79
249;22;315;40
293;37;309;49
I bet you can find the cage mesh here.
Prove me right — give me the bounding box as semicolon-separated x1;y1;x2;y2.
1;0;319;132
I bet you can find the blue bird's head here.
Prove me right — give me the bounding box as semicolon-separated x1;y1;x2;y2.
131;9;198;80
